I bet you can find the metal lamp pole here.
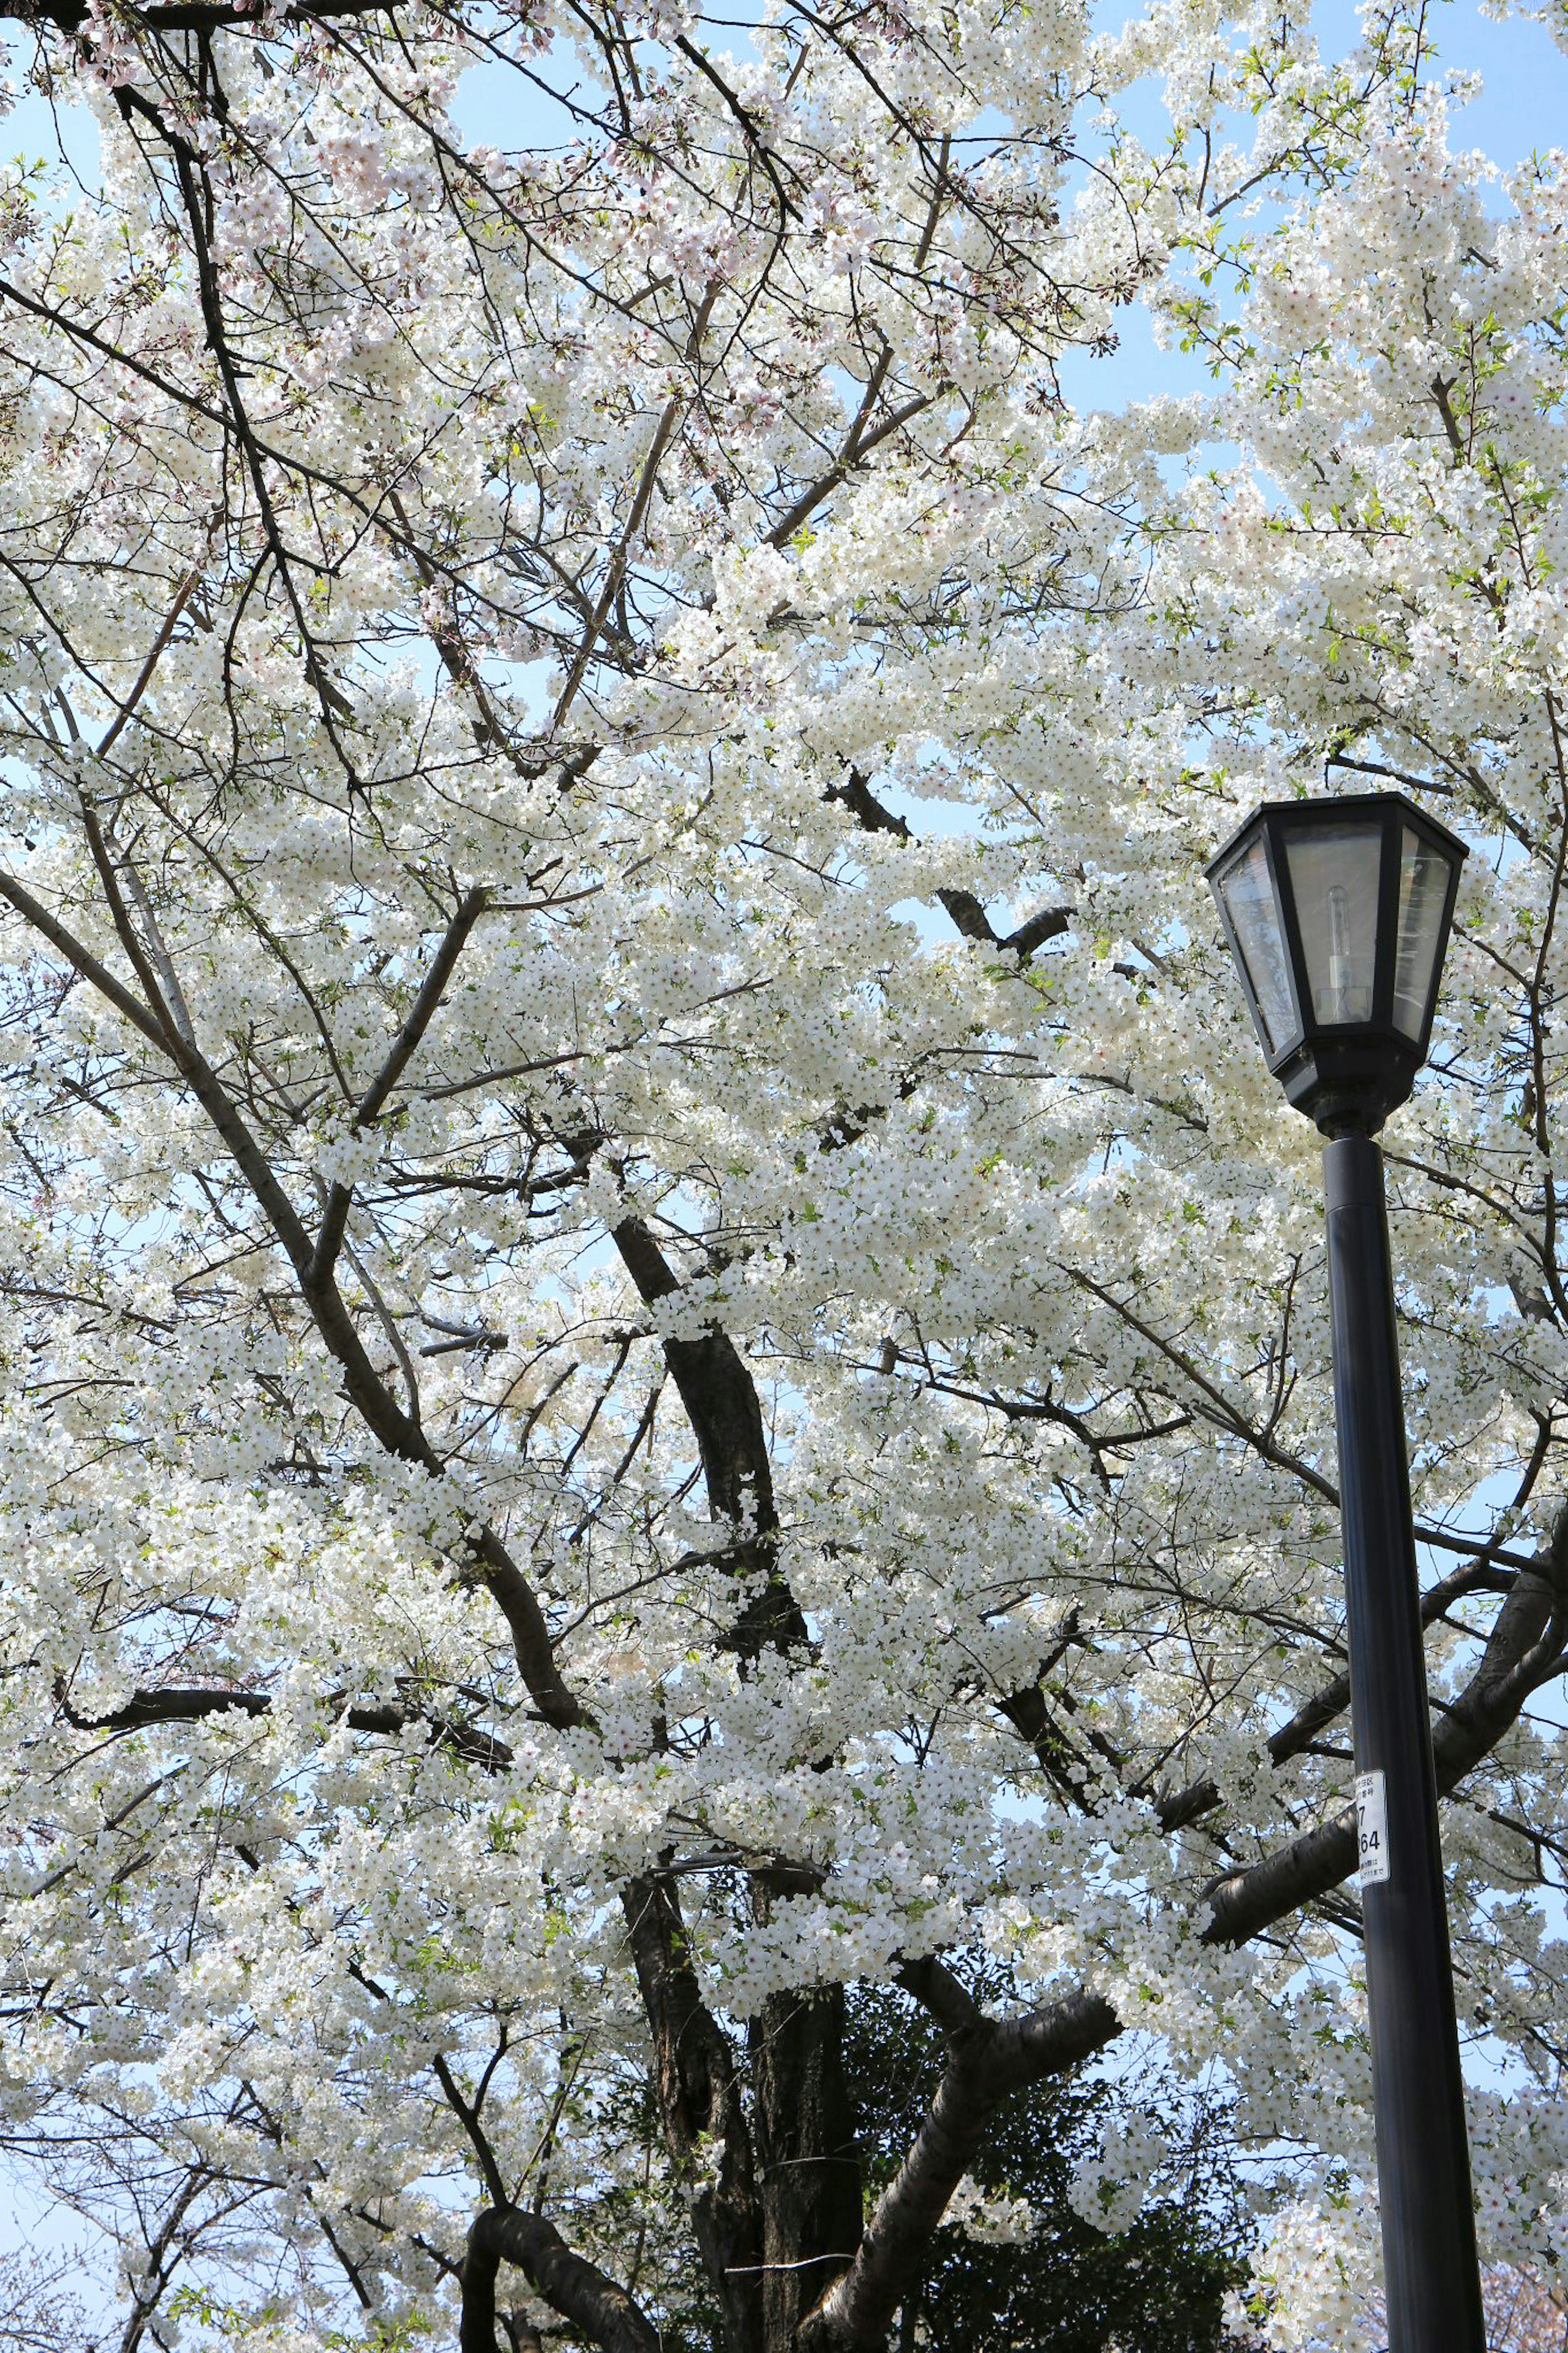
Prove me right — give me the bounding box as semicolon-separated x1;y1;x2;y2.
1325;1130;1484;2351
1205;793;1483;2351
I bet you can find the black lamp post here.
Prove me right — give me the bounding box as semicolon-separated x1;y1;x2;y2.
1206;792;1484;2353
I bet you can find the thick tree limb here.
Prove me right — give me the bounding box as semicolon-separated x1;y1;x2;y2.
747;1986;863;2346
54;1683;513;1771
461;2206;660;2353
796;1987;1118;2353
894;1955;984;2034
610;1224;863;2345
1201;1507;1568;1945
998;1681;1115;1815
620;1871;763;2353
612;1213;807;1657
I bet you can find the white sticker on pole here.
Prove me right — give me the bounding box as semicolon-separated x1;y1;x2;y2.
1356;1771;1390;1887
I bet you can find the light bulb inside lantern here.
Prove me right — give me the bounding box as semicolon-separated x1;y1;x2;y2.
1319;881;1371;1022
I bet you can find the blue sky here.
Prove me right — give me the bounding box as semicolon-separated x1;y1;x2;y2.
13;0;1567;426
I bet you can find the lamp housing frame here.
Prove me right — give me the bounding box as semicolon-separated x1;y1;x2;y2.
1205;791;1467;1136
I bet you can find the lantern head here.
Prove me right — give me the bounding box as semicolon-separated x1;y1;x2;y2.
1205;792;1466;1136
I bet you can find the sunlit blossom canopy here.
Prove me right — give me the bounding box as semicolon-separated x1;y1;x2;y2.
8;0;1568;2326
1206;792;1468;1135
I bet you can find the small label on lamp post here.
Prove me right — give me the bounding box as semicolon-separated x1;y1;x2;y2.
1356;1771;1390;1886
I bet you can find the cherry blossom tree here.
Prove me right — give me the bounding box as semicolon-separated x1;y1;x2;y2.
1354;2264;1568;2353
0;0;1566;2344
1484;2268;1568;2353
0;2250;96;2351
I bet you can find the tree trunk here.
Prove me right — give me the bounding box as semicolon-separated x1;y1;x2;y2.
750;1986;864;2353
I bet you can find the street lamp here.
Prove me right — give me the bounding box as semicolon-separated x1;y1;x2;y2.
1206;791;1483;2353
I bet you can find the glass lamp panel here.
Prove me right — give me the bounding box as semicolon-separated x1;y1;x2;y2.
1392;825;1453;1041
1283;824;1382;1026
1213;834;1298;1054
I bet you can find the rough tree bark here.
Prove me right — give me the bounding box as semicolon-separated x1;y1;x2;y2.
461;2209;662;2353
612;1215;863;2353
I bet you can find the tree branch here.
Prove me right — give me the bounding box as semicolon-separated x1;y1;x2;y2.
831;1517;1568;2344
16;0;399;27
825;768;1069;956
0;846;581;1731
1201;1506;1568;1945
312;885;489;1285
619;1870;762;2351
461;2207;660;2353
96;566;202;760
797;1987;1118;2351
0;861;171;1054
1146;1554;1517;1834
612;1214;806;1658
55;1682;514;1772
353;886;490;1133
